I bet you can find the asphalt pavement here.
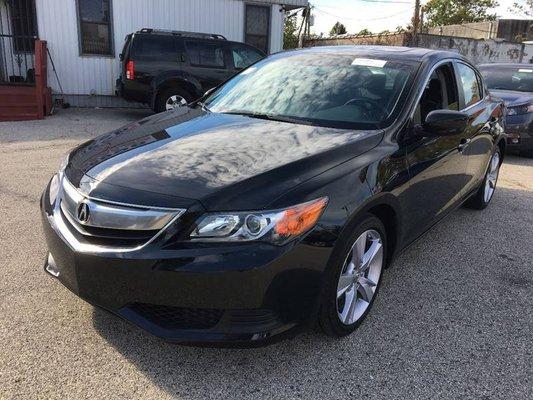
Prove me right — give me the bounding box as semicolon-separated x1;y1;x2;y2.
0;108;531;399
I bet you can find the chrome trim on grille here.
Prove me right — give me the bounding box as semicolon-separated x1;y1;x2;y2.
48;173;186;254
61;178;180;231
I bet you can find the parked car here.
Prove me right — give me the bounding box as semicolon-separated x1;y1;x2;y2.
42;46;506;346
115;28;266;113
478;63;533;156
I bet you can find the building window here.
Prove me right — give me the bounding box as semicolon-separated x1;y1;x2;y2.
77;0;113;56
244;4;270;54
9;0;37;53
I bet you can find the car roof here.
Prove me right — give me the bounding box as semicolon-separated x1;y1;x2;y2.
290;45;467;63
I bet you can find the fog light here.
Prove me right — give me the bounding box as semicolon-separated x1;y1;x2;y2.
45;253;60;277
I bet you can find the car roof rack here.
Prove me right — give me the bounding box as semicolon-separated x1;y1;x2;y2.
138;28;227;40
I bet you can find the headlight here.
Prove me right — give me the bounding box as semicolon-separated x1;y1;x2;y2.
190;197;328;245
507;104;533;116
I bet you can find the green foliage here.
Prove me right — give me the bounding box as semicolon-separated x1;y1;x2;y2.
509;0;533;16
357;28;372;36
283;12;299;49
330;21;347;36
424;0;499;27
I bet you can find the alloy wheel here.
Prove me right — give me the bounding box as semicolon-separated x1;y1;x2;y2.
484;152;500;203
336;229;384;325
165;95;188;110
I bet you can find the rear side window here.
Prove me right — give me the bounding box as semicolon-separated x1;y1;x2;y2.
186;41;225;68
456;63;482;108
132;35;177;61
231;46;263;69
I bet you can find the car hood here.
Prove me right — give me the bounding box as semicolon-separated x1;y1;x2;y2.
490;89;533;107
66;107;382;210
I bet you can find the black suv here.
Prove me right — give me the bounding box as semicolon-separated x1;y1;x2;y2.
116;29;266;112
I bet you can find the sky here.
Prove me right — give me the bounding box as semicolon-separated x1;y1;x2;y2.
310;0;532;36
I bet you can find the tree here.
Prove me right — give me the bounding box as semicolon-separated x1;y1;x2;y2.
283;12;299;49
424;0;499;27
330;21;347;36
509;0;533;16
357;28;372;36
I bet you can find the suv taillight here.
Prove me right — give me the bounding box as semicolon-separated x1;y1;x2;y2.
126;60;135;80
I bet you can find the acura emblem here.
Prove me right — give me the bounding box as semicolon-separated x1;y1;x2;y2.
77;202;90;223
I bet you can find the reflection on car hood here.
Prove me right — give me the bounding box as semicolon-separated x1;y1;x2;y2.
490;89;533;107
66;107;382;210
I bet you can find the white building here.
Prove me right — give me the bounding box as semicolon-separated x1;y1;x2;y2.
0;0;307;107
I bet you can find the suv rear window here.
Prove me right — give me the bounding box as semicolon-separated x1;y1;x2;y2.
132;35;177;60
186;41;225;68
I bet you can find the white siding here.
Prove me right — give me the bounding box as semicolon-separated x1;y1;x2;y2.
35;0;292;97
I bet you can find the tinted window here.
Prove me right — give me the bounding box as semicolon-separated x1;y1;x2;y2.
133;35;177;60
205;53;417;129
232;46;263;69
245;5;270;54
457;63;482;107
479;65;533;93
186;41;225;68
77;0;113;55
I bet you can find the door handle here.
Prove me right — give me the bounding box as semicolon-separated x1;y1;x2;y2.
458;138;471;152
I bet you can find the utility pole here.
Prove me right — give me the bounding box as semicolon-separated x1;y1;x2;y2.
412;0;421;45
298;6;310;48
419;5;425;34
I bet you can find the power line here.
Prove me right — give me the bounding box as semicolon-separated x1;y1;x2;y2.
313;5;415;22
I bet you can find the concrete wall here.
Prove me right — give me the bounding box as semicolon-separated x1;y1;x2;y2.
305;33;407;47
426;19;533;42
416;33;530;64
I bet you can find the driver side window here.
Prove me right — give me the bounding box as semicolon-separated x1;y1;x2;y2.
414;63;459;125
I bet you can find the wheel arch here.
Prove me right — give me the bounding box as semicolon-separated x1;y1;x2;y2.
151;75;203;109
341;193;402;268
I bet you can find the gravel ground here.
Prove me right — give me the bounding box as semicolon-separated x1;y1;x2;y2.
0;108;532;400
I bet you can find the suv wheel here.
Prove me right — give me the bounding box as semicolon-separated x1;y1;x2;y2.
317;214;386;337
155;88;193;113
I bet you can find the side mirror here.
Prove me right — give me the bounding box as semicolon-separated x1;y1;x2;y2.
422;110;468;136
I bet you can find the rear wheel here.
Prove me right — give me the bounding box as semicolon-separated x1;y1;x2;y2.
155;87;193;113
465;148;501;210
317;214;386;337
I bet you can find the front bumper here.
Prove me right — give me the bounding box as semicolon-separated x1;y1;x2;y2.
40;178;330;345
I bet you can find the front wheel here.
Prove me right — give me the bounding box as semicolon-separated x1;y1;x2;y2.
317;214;386;337
465;148;501;210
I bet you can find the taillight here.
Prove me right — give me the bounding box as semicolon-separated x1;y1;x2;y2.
126;60;135;80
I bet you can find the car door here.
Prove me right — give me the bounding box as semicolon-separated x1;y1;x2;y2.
402;61;470;242
182;39;234;92
454;61;498;195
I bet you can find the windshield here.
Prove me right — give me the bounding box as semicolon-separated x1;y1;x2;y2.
204;52;418;129
479;65;533;93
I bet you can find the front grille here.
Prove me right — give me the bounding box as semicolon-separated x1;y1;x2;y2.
59;206;157;248
54;176;185;251
129;303;224;330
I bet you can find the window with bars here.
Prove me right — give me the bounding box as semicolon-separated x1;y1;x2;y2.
77;0;113;56
244;4;270;54
8;0;37;53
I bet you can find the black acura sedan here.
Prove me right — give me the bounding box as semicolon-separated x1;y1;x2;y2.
41;46;506;345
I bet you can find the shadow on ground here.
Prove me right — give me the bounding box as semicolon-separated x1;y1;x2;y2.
91;185;533;399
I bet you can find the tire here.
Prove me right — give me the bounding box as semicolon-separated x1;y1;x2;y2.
317;214;387;337
465;147;501;210
154;87;193;113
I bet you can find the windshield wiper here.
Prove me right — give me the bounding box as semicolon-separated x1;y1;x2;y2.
222;111;315;126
